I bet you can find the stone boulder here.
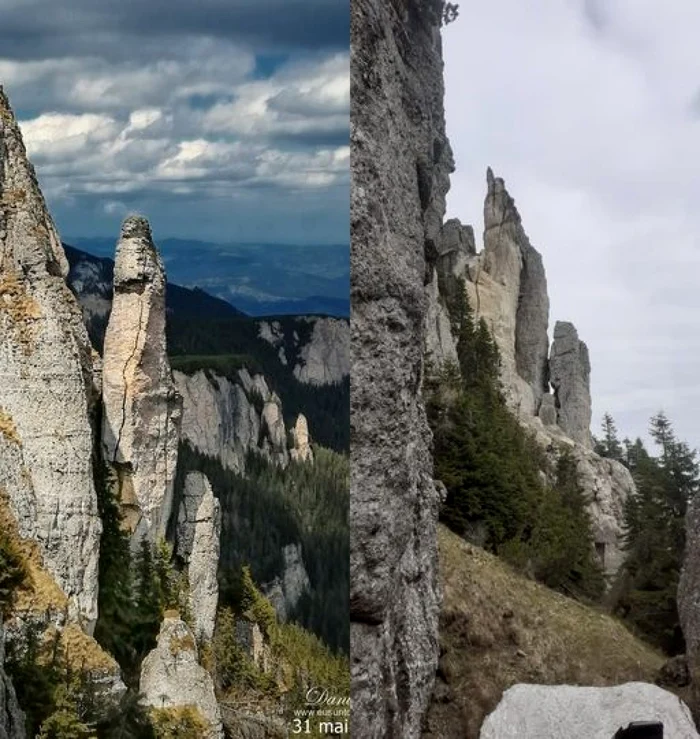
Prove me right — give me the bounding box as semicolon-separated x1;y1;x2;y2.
176;472;221;642
479;683;699;738
101;216;182;545
140;616;223;738
0;85;101;629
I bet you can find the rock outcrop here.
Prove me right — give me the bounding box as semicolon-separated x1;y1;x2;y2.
479;682;698;739
550;321;592;448
290;414;313;463
0;86;101;629
140;616;223;738
260;394;288;466
0;618;25;739
430;170;632;579
176;472;220;642
292;317;350;386
101;216;181;544
174;369;266;474
262;543;311;622
350;0;447;736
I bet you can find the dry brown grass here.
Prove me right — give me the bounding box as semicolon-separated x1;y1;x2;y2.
43;623;118;672
0;272;41;353
0;408;20;445
0;188;27;207
421;525;666;739
169;631;196;656
0;488;68;614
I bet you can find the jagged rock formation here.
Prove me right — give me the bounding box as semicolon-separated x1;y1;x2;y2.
262;543;311;622
550;321;592;448
0;86;101;629
140;616;224;738
350;0;448;736
479;683;698;738
0;618;25;739
258;317;350;385
679;491;700;717
220;706;286;739
290;414;313;463
429;170;633;578
174;369;266;474
176;472;220;642
101;216;181;544
260;394;288;466
292;317;350;385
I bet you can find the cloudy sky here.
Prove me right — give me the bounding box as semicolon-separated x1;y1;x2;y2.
0;0;349;244
444;0;700;451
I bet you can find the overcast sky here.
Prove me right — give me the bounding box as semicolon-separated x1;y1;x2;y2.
444;0;700;451
0;0;349;244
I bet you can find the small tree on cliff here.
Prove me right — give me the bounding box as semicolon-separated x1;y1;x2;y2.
594;413;623;462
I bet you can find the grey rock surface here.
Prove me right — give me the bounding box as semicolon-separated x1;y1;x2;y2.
479;682;698;738
260;394;288;466
140;616;223;738
176;472;221;642
0;618;25;739
292;317;350;386
550;321;592;448
174;369;263;474
101;216;182;545
262;543;311;622
0;86;101;629
350;0;445;736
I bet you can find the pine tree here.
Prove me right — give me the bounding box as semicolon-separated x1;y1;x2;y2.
596;413;623;461
615;414;699;653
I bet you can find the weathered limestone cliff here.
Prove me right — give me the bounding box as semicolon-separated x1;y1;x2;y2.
292;317;350;385
140;616;224;738
427;170;634;578
176;472;221;642
262;543;311;622
101;216;181;544
0;86;101;629
550;321;592;448
175;367;300;472
351;0;448;736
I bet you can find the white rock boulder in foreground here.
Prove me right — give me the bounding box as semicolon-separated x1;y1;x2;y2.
480;683;698;739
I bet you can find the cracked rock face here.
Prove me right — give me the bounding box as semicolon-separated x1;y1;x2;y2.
261;395;288;466
176;472;220;642
549;321;592;448
101;216;181;545
0;86;101;629
140;616;223;738
351;0;446;736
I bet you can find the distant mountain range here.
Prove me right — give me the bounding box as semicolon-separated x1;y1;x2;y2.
66;236;350;317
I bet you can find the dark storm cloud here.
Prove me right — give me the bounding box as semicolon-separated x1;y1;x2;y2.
0;0;348;60
0;0;349;244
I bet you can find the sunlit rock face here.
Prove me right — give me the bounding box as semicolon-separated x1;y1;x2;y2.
0;86;101;629
101;216;182;546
